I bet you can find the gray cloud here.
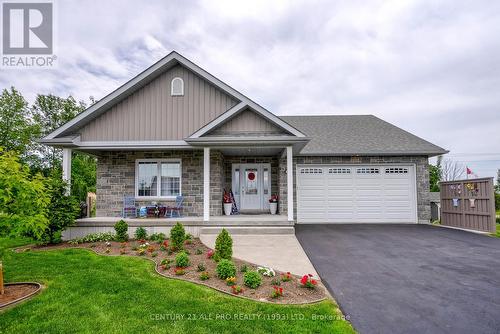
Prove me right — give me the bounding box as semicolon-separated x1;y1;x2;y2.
1;0;499;178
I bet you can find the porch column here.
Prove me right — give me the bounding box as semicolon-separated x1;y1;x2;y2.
62;148;72;196
203;147;210;221
286;146;294;221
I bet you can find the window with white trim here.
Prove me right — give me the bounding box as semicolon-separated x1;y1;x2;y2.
385;167;408;174
329;168;351;174
171;77;184;96
300;168;323;174
356;168;379;174
136;160;181;198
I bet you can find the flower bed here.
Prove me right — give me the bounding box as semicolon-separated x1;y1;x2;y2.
31;238;326;304
0;283;42;309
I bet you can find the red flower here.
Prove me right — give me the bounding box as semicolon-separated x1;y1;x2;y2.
163;240;169;248
308;274;313;277
300;275;308;285
311;279;317;285
207;249;214;259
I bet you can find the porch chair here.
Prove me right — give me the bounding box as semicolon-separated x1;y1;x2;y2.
122;196;137;218
166;196;184;218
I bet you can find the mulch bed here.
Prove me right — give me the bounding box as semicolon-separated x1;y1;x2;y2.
27;238;326;304
0;283;41;309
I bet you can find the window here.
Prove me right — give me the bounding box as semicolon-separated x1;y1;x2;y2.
300;168;323;174
136;160;181;198
385;167;408;174
356;168;379;174
171;77;184;96
329;168;351;174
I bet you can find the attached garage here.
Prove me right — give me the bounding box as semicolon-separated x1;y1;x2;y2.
297;165;417;223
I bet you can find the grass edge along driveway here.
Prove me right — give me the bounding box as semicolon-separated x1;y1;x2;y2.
0;237;354;334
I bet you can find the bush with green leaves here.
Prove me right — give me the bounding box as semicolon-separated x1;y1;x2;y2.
197;263;206;272
114;220;128;242
216;259;236;279
170;222;186;250
244;270;262;289
175;251;190;268
70;232;115;244
134;227;147;240
214;228;232;261
240;264;248;273
149;233;166;242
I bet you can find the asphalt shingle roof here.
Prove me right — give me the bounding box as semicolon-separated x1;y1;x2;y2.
280;115;447;156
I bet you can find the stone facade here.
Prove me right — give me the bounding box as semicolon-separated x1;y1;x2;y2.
96;150;430;223
96;150;207;217
278;155;431;223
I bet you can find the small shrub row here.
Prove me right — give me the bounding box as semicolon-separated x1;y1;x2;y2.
69;232;115;244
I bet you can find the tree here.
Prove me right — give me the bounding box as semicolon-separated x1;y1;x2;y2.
429;164;441;192
437;156;465;181
41;174;80;244
0;149;49;239
71;153;97;202
0;88;38;160
31;94;87;171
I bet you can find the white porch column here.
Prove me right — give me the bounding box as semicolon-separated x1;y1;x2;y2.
286;146;294;221
203;147;210;221
62;148;72;195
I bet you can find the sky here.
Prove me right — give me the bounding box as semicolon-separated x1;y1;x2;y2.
1;0;499;179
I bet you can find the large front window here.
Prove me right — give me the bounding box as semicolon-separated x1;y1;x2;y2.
136;160;181;198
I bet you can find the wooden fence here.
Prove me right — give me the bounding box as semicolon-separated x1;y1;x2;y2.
440;177;495;233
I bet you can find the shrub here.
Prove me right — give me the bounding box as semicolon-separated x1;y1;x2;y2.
170;223;186;250
151;252;158;258
134;227;147;240
175;251;190;268
199;271;210;281
161;258;172;266
195;248;203;255
214;228;232;261
72;232;115;244
240;264;248;273
149;233;166;242
114;220;128;242
216;259;236;279
197;263;206;272
243;271;262;289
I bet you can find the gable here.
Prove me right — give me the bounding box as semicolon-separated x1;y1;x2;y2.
204;108;289;136
79;65;239;141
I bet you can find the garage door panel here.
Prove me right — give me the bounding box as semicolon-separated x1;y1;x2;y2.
297;164;416;223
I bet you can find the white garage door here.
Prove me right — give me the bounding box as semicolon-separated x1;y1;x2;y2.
297;165;417;223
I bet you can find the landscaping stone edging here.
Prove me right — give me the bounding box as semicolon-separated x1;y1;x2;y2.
0;282;43;311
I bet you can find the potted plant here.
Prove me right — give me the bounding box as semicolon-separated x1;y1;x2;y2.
223;190;232;216
269;194;278;215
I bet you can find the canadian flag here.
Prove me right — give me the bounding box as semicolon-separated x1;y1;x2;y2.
466;167;472;175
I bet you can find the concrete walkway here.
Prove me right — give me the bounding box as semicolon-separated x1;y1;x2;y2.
200;234;318;277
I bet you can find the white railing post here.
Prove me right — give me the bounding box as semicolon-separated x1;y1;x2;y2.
62;148;72;196
203;147;210;221
287;146;294;221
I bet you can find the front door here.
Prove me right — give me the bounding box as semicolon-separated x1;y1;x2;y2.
241;164;261;210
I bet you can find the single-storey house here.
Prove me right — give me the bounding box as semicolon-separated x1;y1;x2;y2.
41;51;447;235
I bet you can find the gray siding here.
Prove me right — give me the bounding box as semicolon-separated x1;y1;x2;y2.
209;109;287;136
80;65;239;141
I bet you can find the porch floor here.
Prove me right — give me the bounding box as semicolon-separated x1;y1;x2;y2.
75;214;291;227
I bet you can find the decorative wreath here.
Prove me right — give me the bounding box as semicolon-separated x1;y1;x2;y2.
248;172;255;181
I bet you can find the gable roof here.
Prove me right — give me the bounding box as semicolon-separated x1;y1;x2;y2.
42;51;305;141
281;115;448;157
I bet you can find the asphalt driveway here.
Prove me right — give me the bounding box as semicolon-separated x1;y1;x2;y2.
296;224;500;334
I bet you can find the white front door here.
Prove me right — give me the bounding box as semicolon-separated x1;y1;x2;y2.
233;163;271;211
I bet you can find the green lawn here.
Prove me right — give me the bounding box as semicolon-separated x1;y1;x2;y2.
0;237;354;334
493;224;500;238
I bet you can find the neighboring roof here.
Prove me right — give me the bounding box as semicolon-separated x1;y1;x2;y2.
430;192;441;202
280;115;448;156
42;51;305;142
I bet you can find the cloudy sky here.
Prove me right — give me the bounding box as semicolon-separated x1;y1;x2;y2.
1;0;499;178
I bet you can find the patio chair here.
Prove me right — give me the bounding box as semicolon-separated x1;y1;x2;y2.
122;196;137;218
166;196;184;218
